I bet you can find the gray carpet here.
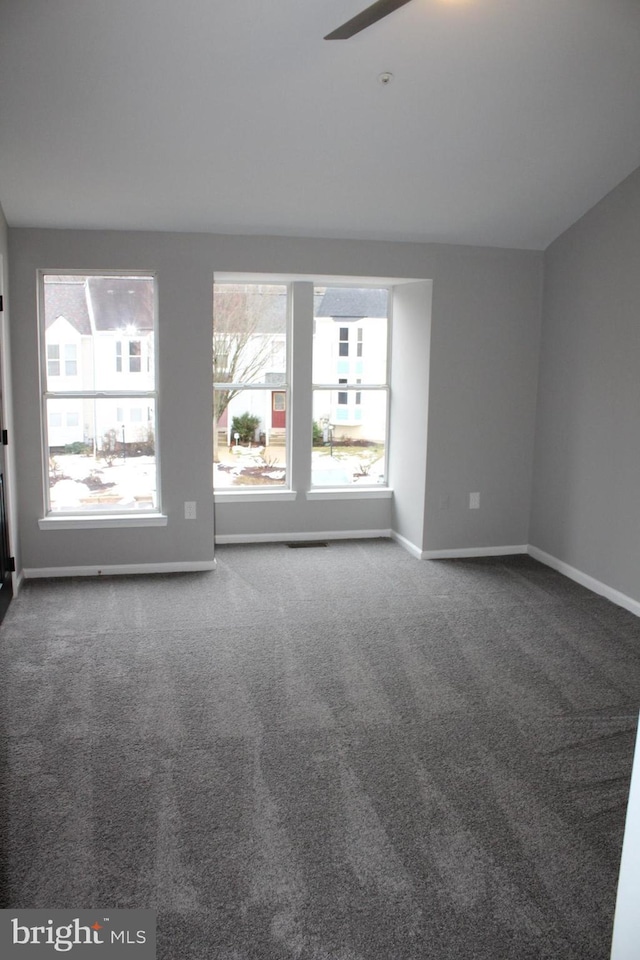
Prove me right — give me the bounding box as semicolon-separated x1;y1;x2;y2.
1;540;639;959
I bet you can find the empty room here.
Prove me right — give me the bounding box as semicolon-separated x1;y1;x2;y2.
1;2;640;958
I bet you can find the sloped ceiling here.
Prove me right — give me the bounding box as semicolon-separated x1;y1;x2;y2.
1;0;640;249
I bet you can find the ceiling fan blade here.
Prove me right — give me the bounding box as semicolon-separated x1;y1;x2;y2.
324;0;414;40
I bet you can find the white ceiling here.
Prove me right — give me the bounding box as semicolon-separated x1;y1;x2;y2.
1;0;640;250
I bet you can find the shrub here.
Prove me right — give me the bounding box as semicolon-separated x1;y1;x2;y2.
64;441;91;456
312;420;324;446
98;428;118;466
231;412;260;444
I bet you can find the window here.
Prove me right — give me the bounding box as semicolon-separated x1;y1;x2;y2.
213;278;391;497
313;286;389;487
40;273;159;514
129;340;142;373
116;338;144;373
64;344;78;376
47;344;60;377
213;283;289;489
48;343;78;378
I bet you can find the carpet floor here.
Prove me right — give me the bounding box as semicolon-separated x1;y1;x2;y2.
1;540;639;959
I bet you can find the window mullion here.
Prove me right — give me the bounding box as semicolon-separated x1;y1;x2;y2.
289;282;314;494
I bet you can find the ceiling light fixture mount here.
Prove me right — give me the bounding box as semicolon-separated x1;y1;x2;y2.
378;71;394;85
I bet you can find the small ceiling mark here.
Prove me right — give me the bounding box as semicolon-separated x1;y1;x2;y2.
378;71;394;85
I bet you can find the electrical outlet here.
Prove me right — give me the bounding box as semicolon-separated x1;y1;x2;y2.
469;492;480;509
184;501;197;520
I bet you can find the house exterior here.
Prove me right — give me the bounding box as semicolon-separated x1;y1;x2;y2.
44;275;155;453
312;287;388;443
215;286;388;448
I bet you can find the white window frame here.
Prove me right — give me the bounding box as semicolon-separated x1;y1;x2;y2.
213;280;292;498
38;270;164;527
214;275;393;503
311;283;391;492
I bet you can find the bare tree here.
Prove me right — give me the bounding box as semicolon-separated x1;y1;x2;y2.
213;285;284;460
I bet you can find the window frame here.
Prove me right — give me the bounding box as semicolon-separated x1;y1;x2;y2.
38;269;163;522
213;275;394;504
311;283;392;490
213;280;292;494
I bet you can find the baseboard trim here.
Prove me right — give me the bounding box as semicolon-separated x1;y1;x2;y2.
527;545;640;617
215;529;392;545
17;542;640;618
23;560;217;579
423;544;529;560
390;531;424;559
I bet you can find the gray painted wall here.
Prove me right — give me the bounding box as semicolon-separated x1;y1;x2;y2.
530;166;640;602
10;229;217;570
389;281;432;551
424;247;543;551
9;228;542;570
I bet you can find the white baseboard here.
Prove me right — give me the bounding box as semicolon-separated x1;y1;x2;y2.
390;531;424;559
527;545;640;618
423;544;529;561
23;559;217;579
215;529;392;545
16;540;640;619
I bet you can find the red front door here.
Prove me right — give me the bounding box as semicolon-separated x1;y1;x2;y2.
272;391;286;428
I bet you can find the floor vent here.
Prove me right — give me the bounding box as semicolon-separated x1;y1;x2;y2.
286;541;329;549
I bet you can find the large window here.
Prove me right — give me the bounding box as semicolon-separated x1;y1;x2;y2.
312;286;389;487
213;283;289;489
40;273;159;514
213;278;391;495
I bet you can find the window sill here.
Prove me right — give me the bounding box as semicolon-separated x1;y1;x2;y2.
214;490;297;504
306;487;393;500
39;513;168;530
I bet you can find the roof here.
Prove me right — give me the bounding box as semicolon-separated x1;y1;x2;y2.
43;276;91;335
86;277;154;332
316;288;388;320
43;275;154;335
